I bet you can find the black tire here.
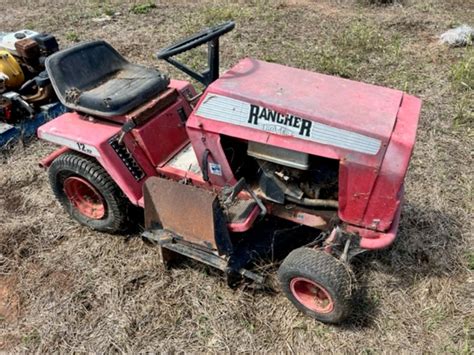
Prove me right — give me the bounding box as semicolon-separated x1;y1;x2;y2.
278;247;352;324
48;151;131;233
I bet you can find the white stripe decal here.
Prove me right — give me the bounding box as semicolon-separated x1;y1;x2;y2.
40;132;100;157
196;94;381;155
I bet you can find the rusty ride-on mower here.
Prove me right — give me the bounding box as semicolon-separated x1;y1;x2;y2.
37;22;421;323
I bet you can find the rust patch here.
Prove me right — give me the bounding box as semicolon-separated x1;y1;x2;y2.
144;177;219;249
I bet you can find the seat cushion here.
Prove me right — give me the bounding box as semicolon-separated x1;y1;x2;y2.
72;64;170;116
46;41;170;117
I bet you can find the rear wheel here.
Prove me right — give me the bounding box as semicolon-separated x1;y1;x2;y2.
278;247;352;324
49;152;131;233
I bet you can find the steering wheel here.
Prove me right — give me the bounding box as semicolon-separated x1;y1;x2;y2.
157;21;235;59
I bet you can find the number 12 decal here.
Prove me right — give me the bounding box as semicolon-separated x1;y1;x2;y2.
76;142;93;155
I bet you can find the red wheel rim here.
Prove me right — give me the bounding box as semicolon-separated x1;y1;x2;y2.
63;176;105;219
290;277;334;313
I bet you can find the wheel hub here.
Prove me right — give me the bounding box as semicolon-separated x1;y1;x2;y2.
63;176;105;219
290;277;334;313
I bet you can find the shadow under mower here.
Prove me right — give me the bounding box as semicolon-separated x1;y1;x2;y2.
37;21;421;324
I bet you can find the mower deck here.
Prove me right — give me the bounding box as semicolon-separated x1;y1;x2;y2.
143;216;318;286
0;102;65;149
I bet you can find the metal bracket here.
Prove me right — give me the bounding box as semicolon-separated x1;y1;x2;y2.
142;229;266;284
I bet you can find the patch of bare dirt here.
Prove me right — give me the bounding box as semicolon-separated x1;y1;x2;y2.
0;277;19;323
0;277;20;351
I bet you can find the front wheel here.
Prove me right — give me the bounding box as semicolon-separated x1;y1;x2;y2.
278;247;352;324
48;152;132;233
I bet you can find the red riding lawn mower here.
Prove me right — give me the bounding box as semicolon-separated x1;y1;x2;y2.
37;22;421;323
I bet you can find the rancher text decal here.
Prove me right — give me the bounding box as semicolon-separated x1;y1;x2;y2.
195;94;381;155
248;104;312;138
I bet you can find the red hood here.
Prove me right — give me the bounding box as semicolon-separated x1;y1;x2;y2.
209;58;403;143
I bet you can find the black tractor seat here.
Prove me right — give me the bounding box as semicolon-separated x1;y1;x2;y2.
45;40;170;117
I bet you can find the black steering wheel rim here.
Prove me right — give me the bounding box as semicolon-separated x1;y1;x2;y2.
157;21;235;59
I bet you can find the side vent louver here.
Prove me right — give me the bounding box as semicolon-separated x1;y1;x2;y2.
109;137;145;181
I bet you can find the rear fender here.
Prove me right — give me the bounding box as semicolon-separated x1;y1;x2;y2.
37;112;153;206
39;146;70;168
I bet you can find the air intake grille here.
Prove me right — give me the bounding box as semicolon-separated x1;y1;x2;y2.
109;138;145;181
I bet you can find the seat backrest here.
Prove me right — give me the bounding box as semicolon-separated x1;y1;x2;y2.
45;40;128;100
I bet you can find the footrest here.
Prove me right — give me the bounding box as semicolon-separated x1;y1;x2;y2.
226;199;257;224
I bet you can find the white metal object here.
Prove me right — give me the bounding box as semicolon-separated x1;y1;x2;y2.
0;30;39;55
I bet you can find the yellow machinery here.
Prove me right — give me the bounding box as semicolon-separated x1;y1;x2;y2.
0;30;63;148
0;50;24;89
0;30;60;125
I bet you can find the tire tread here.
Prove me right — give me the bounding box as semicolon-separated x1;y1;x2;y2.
48;151;131;233
278;247;352;323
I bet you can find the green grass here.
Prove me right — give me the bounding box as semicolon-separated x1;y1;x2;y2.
130;2;156;15
466;252;474;270
424;306;448;331
202;6;239;24
313;48;354;78
87;0;116;17
65;31;79;42
453;94;474;127
103;6;115;16
462;320;472;354
357;0;404;5
451;49;474;127
340;22;387;53
452;49;474;91
180;2;253;33
21;329;41;347
292;21;403;80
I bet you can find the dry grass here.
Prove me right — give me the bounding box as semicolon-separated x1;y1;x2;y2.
1;0;473;352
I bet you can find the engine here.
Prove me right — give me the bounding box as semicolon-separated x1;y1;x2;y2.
221;137;339;209
0;30;59;123
248;142;339;208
